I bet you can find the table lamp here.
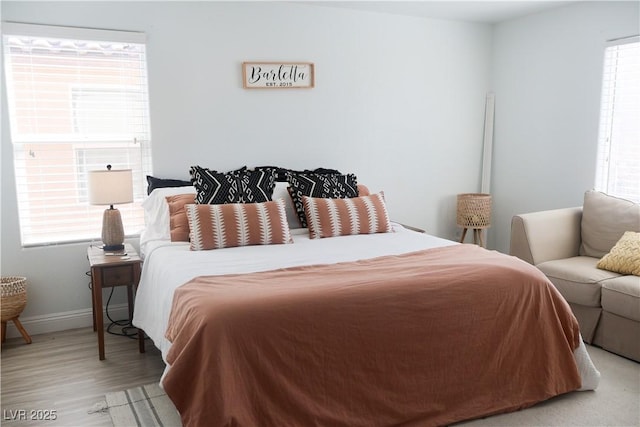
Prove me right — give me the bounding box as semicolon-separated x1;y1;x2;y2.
88;165;133;251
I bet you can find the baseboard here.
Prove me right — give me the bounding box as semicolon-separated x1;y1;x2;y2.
4;303;130;339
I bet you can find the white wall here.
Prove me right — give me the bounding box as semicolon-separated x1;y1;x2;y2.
489;1;640;252
1;2;492;334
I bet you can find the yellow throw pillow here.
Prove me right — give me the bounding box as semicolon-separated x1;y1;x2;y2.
597;231;640;276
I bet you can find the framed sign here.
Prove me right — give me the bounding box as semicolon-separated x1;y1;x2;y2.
242;62;314;89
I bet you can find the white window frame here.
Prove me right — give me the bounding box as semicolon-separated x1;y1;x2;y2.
595;35;640;203
2;22;153;247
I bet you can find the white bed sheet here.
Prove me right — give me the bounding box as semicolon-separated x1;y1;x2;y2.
132;224;600;391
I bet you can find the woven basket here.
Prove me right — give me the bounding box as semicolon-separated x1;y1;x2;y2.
1;276;27;322
456;193;492;229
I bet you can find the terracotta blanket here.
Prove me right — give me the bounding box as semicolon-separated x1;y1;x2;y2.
164;244;581;427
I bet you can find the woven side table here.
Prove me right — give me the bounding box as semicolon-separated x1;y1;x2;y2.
1;276;32;344
456;193;492;247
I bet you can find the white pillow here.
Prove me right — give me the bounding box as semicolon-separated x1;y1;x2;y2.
140;186;196;245
273;181;302;229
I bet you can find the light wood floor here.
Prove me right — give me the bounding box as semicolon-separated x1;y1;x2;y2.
1;328;166;426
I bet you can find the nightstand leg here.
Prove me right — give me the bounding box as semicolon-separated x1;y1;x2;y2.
138;329;146;353
127;284;134;321
127;283;145;353
91;284;97;332
92;267;105;360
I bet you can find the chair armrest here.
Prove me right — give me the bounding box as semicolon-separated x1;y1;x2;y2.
510;207;583;265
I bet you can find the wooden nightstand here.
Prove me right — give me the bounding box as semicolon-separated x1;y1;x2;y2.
398;223;426;233
87;243;145;360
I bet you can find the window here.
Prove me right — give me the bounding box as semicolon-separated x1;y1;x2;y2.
595;36;640;203
3;23;152;246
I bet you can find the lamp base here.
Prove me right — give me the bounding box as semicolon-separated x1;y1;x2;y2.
102;244;125;252
102;208;125;251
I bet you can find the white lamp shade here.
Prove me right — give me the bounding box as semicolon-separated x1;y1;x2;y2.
88;169;133;206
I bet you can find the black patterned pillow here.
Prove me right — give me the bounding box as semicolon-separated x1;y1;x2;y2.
256;166;342;182
286;172;358;227
190;166;245;204
190;166;276;204
240;167;277;203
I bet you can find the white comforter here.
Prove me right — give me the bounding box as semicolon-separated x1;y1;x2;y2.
132;224;600;390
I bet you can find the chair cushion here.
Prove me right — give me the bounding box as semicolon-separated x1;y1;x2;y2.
600;275;640;322
580;191;640;258
537;256;620;307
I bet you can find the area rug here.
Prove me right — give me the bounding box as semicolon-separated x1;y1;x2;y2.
101;344;640;427
105;383;182;427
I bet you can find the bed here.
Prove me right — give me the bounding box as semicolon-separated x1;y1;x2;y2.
133;175;600;427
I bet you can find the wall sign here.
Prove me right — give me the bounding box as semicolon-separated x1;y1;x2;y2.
242;62;314;89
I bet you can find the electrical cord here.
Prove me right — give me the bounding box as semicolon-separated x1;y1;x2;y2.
86;271;140;340
104;286;139;339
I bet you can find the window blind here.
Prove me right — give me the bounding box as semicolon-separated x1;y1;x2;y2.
3;22;153;246
595;36;640;203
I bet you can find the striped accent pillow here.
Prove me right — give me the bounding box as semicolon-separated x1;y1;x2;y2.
186;199;293;250
286;172;359;228
303;193;391;239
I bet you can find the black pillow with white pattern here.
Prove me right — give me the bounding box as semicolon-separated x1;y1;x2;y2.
256;166;343;182
190;166;276;204
286;171;359;227
241;167;277;203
